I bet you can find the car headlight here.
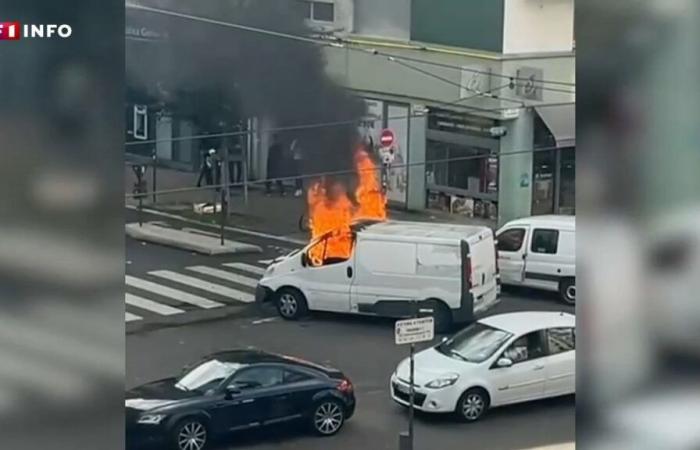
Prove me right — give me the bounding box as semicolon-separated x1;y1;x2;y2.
137;414;166;425
425;374;459;389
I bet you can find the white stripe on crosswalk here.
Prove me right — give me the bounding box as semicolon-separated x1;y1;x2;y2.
223;262;267;276
187;266;259;288
126;293;184;316
148;270;255;303
125;275;223;309
125;312;142;322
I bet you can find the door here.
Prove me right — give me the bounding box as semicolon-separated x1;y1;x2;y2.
212;366;286;432
523;228;561;291
350;239;417;314
281;368;320;419
490;330;548;405
303;235;354;313
496;227;528;284
544;327;576;397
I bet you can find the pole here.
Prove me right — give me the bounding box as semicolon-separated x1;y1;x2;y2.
152;148;157;204
220;150;228;246
408;341;415;445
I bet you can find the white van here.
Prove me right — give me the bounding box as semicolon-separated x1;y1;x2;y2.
496;215;575;304
256;220;500;332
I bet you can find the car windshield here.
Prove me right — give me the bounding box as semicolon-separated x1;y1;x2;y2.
436;323;512;363
175;359;242;393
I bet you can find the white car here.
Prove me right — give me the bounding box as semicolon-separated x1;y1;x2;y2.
390;311;575;421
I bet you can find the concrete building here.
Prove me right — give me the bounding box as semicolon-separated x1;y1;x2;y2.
311;0;576;225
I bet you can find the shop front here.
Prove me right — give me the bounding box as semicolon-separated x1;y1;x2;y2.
423;109;501;221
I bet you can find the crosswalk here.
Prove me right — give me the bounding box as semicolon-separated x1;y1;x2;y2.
125;260;270;324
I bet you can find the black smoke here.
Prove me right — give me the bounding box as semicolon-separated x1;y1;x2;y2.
127;0;367;193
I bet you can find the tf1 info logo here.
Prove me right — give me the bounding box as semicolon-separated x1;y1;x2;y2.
0;22;73;40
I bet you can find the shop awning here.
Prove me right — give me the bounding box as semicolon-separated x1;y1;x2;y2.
536;104;575;148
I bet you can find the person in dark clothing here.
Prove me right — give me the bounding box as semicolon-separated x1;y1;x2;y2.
265;135;285;196
196;148;216;187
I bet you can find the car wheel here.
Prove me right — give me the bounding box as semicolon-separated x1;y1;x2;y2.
171;418;208;450
276;287;308;320
311;399;345;436
430;300;453;334
456;388;490;422
559;278;575;305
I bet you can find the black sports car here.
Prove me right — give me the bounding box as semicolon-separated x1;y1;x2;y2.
126;349;355;450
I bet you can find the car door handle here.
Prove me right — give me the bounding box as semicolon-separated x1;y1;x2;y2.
346;267;353;278
240;398;255;404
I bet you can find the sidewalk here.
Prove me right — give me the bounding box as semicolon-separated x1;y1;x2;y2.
125;164;498;241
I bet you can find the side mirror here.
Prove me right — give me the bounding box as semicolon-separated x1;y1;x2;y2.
300;252;309;267
496;357;513;368
224;386;240;399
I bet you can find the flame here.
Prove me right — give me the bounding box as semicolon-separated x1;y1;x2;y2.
306;149;386;265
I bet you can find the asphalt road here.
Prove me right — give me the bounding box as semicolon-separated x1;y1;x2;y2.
126;209;575;449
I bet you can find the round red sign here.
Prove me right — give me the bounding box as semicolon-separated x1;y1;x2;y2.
379;128;395;147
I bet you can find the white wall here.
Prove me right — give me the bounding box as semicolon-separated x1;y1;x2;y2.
502;0;574;54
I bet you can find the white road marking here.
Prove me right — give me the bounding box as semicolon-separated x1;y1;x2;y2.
257;259;274;265
125;275;223;309
125;312;142;322
182;227;219;237
187;266;259;288
125;293;184;316
148;270;255;303
223;262;267;276
251;317;277;325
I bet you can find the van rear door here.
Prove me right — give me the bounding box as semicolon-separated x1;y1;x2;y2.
460;229;499;320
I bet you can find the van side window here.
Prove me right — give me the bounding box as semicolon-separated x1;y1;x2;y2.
497;228;526;252
307;232;355;267
531;229;559;254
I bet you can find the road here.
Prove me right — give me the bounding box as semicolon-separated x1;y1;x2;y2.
126;209;575;450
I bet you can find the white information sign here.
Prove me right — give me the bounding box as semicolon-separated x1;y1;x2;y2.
395;317;435;345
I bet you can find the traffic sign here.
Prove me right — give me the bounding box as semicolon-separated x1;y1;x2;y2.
379;128;395;148
395;317;434;345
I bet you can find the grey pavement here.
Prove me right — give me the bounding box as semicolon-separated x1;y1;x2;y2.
125;163;497;243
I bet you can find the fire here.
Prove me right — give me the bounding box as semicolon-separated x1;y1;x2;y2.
306;149;386;265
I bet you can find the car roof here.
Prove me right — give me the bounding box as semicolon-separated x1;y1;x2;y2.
207;349;340;376
479;311;575;335
359;220;490;242
504;215;575;230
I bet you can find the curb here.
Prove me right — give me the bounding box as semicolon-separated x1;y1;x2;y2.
125;204;308;245
125;223;263;255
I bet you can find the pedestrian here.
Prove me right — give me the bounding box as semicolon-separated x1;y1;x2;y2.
265;134;285;196
290;139;304;197
230;141;243;184
196;148;215;188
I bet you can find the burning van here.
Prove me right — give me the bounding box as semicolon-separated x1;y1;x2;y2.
255;220;500;332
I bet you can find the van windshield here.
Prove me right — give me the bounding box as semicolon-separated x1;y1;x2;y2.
306;231;355;267
435;323;512;363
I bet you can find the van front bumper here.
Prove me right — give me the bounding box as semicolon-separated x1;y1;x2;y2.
255;284;273;303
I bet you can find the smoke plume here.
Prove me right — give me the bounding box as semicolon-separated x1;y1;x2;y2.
127;0;367;194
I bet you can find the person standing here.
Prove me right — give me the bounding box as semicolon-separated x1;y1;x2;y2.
196;148;215;188
265;134;285;196
291;139;304;197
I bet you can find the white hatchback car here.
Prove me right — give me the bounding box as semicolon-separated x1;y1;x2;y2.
390;311;575;421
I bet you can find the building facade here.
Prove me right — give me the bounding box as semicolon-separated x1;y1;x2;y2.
320;0;576;225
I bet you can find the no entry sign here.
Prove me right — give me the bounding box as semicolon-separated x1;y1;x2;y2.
379;128;395;148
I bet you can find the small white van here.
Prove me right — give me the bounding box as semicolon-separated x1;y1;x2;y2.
496;215;575;304
256;220;500;332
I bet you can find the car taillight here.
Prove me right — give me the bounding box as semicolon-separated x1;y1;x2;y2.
337;379;353;393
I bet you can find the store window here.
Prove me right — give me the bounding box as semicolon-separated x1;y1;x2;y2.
559;148;575;214
426;141;491;193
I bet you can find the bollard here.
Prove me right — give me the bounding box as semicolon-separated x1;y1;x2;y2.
398;431;412;450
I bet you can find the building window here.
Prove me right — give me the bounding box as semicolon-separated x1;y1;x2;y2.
559;147;575;214
133;105;148;140
303;1;334;22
